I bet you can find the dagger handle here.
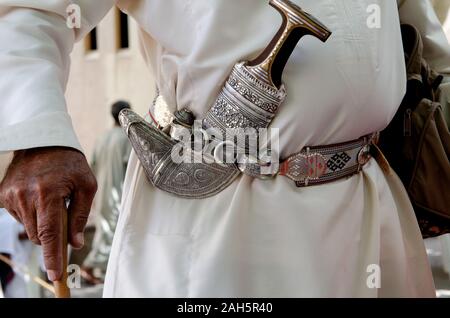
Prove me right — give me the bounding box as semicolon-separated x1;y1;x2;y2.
247;0;332;88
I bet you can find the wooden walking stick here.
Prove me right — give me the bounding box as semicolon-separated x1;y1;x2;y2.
53;208;71;298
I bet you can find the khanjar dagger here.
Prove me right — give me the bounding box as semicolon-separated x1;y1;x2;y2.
119;0;332;199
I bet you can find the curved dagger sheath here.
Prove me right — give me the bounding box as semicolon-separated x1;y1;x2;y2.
119;0;332;199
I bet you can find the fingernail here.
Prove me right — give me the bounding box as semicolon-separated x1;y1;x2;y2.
47;270;59;281
75;232;84;247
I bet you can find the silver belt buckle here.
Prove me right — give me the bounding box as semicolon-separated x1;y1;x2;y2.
284;148;328;186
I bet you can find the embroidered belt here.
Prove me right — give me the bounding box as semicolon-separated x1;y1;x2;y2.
149;93;377;188
279;134;377;187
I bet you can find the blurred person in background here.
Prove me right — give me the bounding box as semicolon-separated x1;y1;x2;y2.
80;101;132;285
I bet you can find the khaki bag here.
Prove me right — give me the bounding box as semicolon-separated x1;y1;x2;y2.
379;24;450;238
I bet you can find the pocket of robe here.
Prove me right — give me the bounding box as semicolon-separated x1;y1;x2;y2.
117;231;194;297
110;151;199;296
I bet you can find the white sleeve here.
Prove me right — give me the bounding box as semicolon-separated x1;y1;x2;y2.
399;0;450;74
0;0;115;154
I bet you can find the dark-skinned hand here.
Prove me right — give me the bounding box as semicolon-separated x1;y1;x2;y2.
0;147;97;281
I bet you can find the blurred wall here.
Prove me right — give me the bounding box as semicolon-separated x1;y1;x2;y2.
66;8;155;161
432;0;450;21
432;0;450;41
0;153;11;181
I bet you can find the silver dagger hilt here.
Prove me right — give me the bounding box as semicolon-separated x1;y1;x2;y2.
247;0;332;89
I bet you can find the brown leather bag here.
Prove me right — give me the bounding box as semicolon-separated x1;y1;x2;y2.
379;24;450;238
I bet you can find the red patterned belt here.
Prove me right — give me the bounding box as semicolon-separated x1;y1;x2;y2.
279;133;378;187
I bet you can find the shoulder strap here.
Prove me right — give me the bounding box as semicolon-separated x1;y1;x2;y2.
401;24;423;80
401;23;444;103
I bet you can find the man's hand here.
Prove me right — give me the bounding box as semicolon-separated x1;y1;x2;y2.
0;147;97;281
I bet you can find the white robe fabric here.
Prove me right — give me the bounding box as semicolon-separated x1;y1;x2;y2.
1;0;450;297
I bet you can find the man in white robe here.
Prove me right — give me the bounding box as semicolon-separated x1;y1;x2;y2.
82;101;131;284
0;0;449;297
